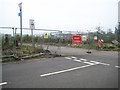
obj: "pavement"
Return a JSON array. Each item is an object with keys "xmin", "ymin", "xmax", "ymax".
[{"xmin": 0, "ymin": 46, "xmax": 119, "ymax": 88}]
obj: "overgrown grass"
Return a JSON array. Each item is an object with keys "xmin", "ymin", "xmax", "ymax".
[
  {"xmin": 2, "ymin": 45, "xmax": 44, "ymax": 62},
  {"xmin": 102, "ymin": 43, "xmax": 120, "ymax": 51},
  {"xmin": 16, "ymin": 45, "xmax": 43, "ymax": 55},
  {"xmin": 71, "ymin": 43, "xmax": 120, "ymax": 51}
]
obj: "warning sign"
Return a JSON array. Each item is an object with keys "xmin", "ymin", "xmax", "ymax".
[
  {"xmin": 98, "ymin": 39, "xmax": 102, "ymax": 48},
  {"xmin": 44, "ymin": 33, "xmax": 48, "ymax": 38},
  {"xmin": 72, "ymin": 35, "xmax": 82, "ymax": 45},
  {"xmin": 82, "ymin": 35, "xmax": 87, "ymax": 41}
]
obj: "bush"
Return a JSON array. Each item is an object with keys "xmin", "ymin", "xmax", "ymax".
[{"xmin": 103, "ymin": 43, "xmax": 117, "ymax": 51}]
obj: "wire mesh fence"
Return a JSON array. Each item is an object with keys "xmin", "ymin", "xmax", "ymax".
[
  {"xmin": 0, "ymin": 27, "xmax": 118, "ymax": 62},
  {"xmin": 0, "ymin": 27, "xmax": 64, "ymax": 61}
]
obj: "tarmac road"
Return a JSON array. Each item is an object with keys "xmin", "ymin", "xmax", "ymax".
[{"xmin": 1, "ymin": 46, "xmax": 119, "ymax": 88}]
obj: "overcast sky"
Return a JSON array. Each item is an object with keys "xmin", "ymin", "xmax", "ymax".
[{"xmin": 0, "ymin": 0, "xmax": 119, "ymax": 34}]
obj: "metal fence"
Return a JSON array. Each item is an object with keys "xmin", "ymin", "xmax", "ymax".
[
  {"xmin": 0, "ymin": 27, "xmax": 64, "ymax": 61},
  {"xmin": 19, "ymin": 28, "xmax": 63, "ymax": 55},
  {"xmin": 1, "ymin": 26, "xmax": 116, "ymax": 61}
]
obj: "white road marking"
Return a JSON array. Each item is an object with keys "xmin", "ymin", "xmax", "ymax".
[
  {"xmin": 71, "ymin": 56, "xmax": 77, "ymax": 59},
  {"xmin": 90, "ymin": 61, "xmax": 100, "ymax": 64},
  {"xmin": 99, "ymin": 62, "xmax": 110, "ymax": 66},
  {"xmin": 80, "ymin": 58, "xmax": 87, "ymax": 62},
  {"xmin": 115, "ymin": 66, "xmax": 120, "ymax": 68},
  {"xmin": 40, "ymin": 64, "xmax": 97, "ymax": 77},
  {"xmin": 74, "ymin": 59, "xmax": 82, "ymax": 62},
  {"xmin": 83, "ymin": 62, "xmax": 95, "ymax": 65},
  {"xmin": 65, "ymin": 57, "xmax": 72, "ymax": 60},
  {"xmin": 0, "ymin": 82, "xmax": 7, "ymax": 86},
  {"xmin": 65, "ymin": 56, "xmax": 111, "ymax": 67}
]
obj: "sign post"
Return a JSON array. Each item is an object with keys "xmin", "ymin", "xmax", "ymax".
[
  {"xmin": 18, "ymin": 2, "xmax": 22, "ymax": 47},
  {"xmin": 29, "ymin": 19, "xmax": 35, "ymax": 48},
  {"xmin": 44, "ymin": 33, "xmax": 49, "ymax": 50}
]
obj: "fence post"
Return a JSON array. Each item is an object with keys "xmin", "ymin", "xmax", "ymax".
[
  {"xmin": 31, "ymin": 29, "xmax": 35, "ymax": 52},
  {"xmin": 12, "ymin": 28, "xmax": 15, "ymax": 56}
]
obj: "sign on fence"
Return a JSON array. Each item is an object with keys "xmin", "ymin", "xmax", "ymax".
[
  {"xmin": 44, "ymin": 33, "xmax": 48, "ymax": 38},
  {"xmin": 72, "ymin": 35, "xmax": 82, "ymax": 45},
  {"xmin": 82, "ymin": 35, "xmax": 87, "ymax": 41}
]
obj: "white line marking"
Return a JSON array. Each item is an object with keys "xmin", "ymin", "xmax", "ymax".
[
  {"xmin": 80, "ymin": 58, "xmax": 87, "ymax": 62},
  {"xmin": 40, "ymin": 64, "xmax": 96, "ymax": 77},
  {"xmin": 74, "ymin": 59, "xmax": 82, "ymax": 62},
  {"xmin": 67, "ymin": 56, "xmax": 110, "ymax": 66},
  {"xmin": 0, "ymin": 82, "xmax": 7, "ymax": 86},
  {"xmin": 90, "ymin": 61, "xmax": 100, "ymax": 64},
  {"xmin": 65, "ymin": 57, "xmax": 71, "ymax": 60},
  {"xmin": 83, "ymin": 62, "xmax": 95, "ymax": 65},
  {"xmin": 74, "ymin": 59, "xmax": 95, "ymax": 65},
  {"xmin": 71, "ymin": 56, "xmax": 77, "ymax": 59},
  {"xmin": 99, "ymin": 63, "xmax": 110, "ymax": 66},
  {"xmin": 115, "ymin": 66, "xmax": 120, "ymax": 68}
]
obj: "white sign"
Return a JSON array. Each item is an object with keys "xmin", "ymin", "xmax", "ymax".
[
  {"xmin": 94, "ymin": 36, "xmax": 97, "ymax": 40},
  {"xmin": 29, "ymin": 19, "xmax": 35, "ymax": 30},
  {"xmin": 82, "ymin": 35, "xmax": 87, "ymax": 41},
  {"xmin": 101, "ymin": 39, "xmax": 104, "ymax": 42}
]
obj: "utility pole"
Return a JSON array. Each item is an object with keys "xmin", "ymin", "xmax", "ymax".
[{"xmin": 18, "ymin": 2, "xmax": 22, "ymax": 47}]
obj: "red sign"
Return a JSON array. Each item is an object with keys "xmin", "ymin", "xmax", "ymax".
[
  {"xmin": 18, "ymin": 2, "xmax": 22, "ymax": 9},
  {"xmin": 98, "ymin": 39, "xmax": 102, "ymax": 48},
  {"xmin": 72, "ymin": 35, "xmax": 82, "ymax": 45}
]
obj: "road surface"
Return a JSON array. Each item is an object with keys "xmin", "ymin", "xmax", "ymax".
[{"xmin": 1, "ymin": 46, "xmax": 119, "ymax": 88}]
